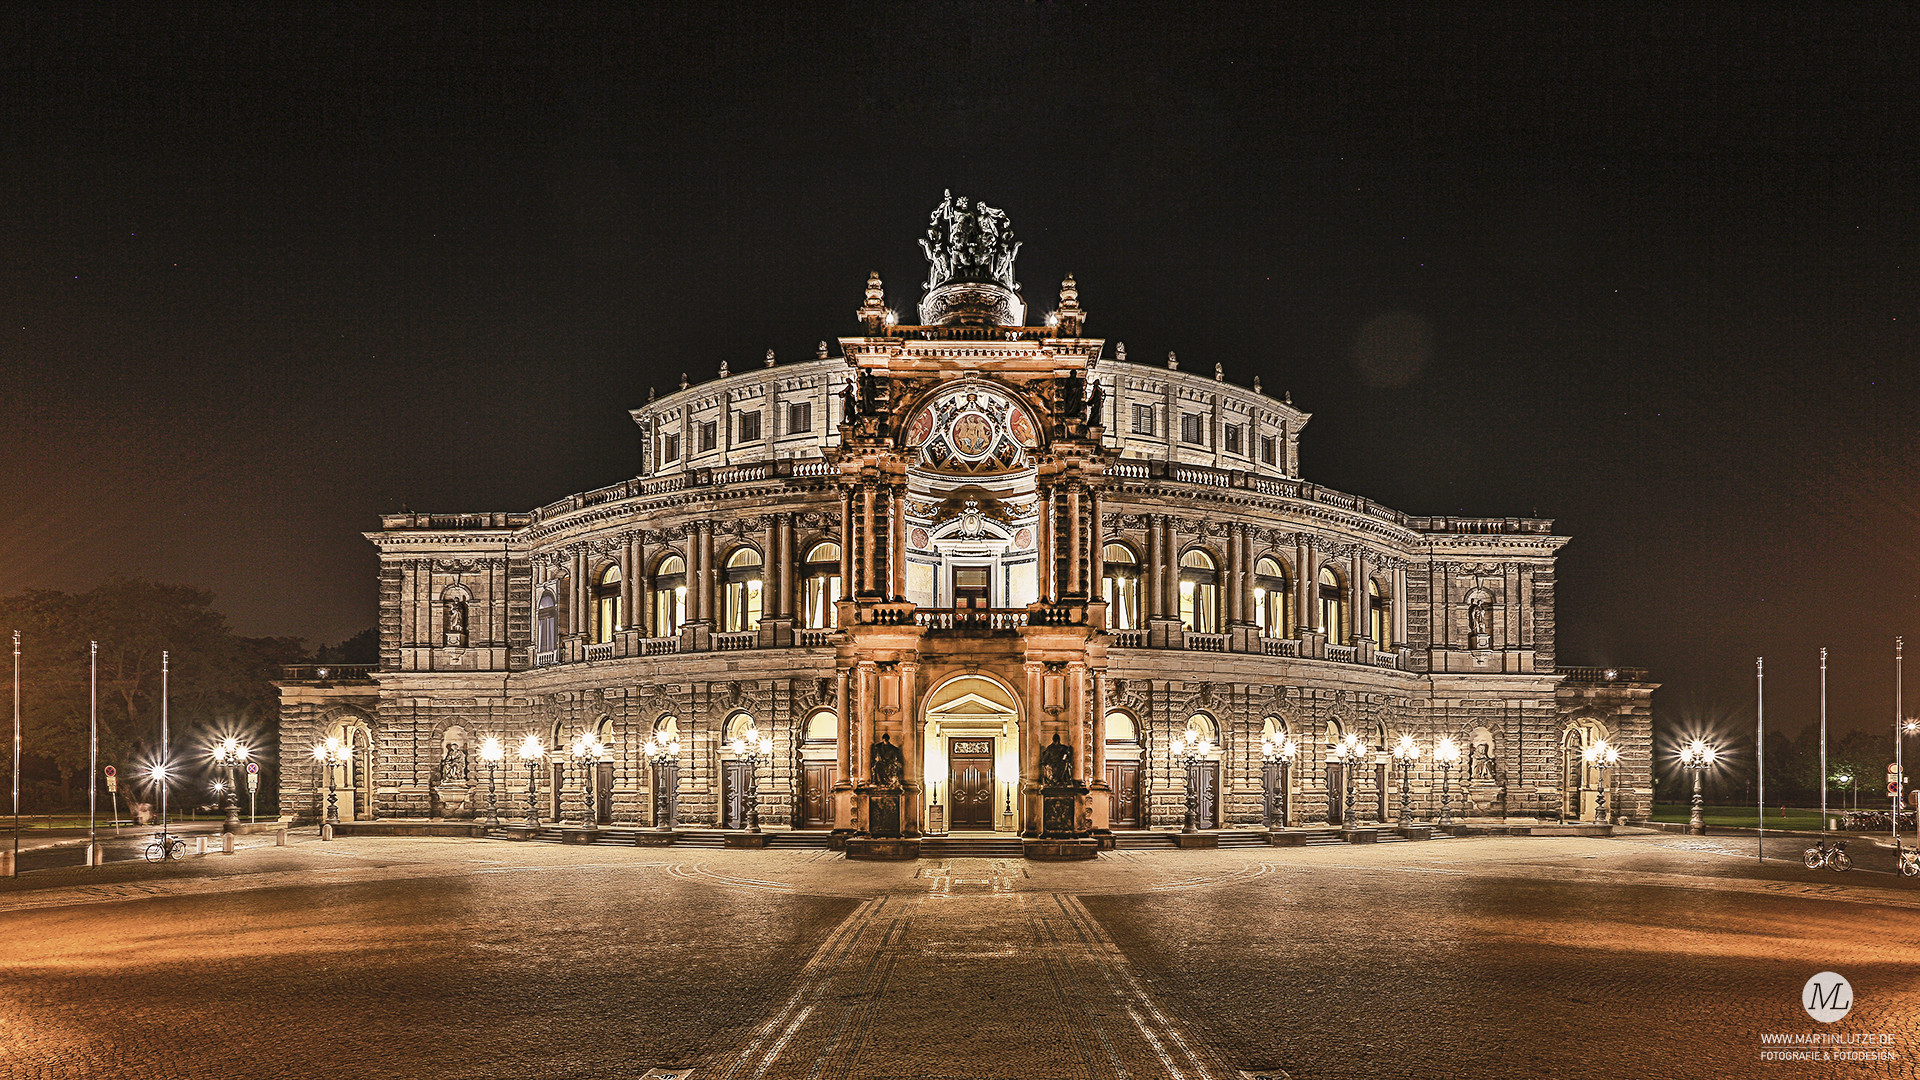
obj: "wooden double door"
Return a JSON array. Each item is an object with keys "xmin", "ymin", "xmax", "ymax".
[
  {"xmin": 948, "ymin": 738, "xmax": 996, "ymax": 830},
  {"xmin": 1106, "ymin": 762, "xmax": 1142, "ymax": 828},
  {"xmin": 796, "ymin": 761, "xmax": 834, "ymax": 828}
]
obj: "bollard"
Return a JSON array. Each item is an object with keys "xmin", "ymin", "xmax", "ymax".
[
  {"xmin": 276, "ymin": 827, "xmax": 288, "ymax": 847},
  {"xmin": 0, "ymin": 849, "xmax": 13, "ymax": 877},
  {"xmin": 222, "ymin": 833, "xmax": 235, "ymax": 855},
  {"xmin": 86, "ymin": 843, "xmax": 103, "ymax": 867},
  {"xmin": 194, "ymin": 835, "xmax": 208, "ymax": 856}
]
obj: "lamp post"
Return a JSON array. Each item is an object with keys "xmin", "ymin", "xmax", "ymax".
[
  {"xmin": 518, "ymin": 734, "xmax": 544, "ymax": 828},
  {"xmin": 1434, "ymin": 736, "xmax": 1460, "ymax": 828},
  {"xmin": 1678, "ymin": 738, "xmax": 1717, "ymax": 835},
  {"xmin": 730, "ymin": 724, "xmax": 773, "ymax": 832},
  {"xmin": 643, "ymin": 730, "xmax": 682, "ymax": 830},
  {"xmin": 212, "ymin": 736, "xmax": 248, "ymax": 834},
  {"xmin": 1391, "ymin": 734, "xmax": 1420, "ymax": 828},
  {"xmin": 311, "ymin": 735, "xmax": 351, "ymax": 840},
  {"xmin": 569, "ymin": 731, "xmax": 610, "ymax": 828},
  {"xmin": 1260, "ymin": 736, "xmax": 1297, "ymax": 828},
  {"xmin": 1333, "ymin": 733, "xmax": 1369, "ymax": 829},
  {"xmin": 1584, "ymin": 738, "xmax": 1619, "ymax": 825},
  {"xmin": 1176, "ymin": 728, "xmax": 1213, "ymax": 833},
  {"xmin": 478, "ymin": 736, "xmax": 504, "ymax": 829}
]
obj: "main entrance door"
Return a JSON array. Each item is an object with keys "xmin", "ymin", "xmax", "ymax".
[
  {"xmin": 1106, "ymin": 762, "xmax": 1141, "ymax": 827},
  {"xmin": 1326, "ymin": 762, "xmax": 1344, "ymax": 825},
  {"xmin": 948, "ymin": 738, "xmax": 995, "ymax": 830},
  {"xmin": 723, "ymin": 759, "xmax": 751, "ymax": 829},
  {"xmin": 798, "ymin": 762, "xmax": 834, "ymax": 828}
]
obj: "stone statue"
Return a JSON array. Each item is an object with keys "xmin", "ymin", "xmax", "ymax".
[
  {"xmin": 444, "ymin": 600, "xmax": 468, "ymax": 648},
  {"xmin": 1468, "ymin": 596, "xmax": 1491, "ymax": 638},
  {"xmin": 1468, "ymin": 728, "xmax": 1496, "ymax": 781},
  {"xmin": 840, "ymin": 380, "xmax": 859, "ymax": 420},
  {"xmin": 437, "ymin": 741, "xmax": 468, "ymax": 783},
  {"xmin": 870, "ymin": 734, "xmax": 905, "ymax": 787},
  {"xmin": 1085, "ymin": 380, "xmax": 1105, "ymax": 426},
  {"xmin": 1039, "ymin": 734, "xmax": 1074, "ymax": 785},
  {"xmin": 919, "ymin": 190, "xmax": 1021, "ymax": 291}
]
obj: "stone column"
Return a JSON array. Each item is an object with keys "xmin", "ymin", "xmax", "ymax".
[
  {"xmin": 890, "ymin": 486, "xmax": 906, "ymax": 600},
  {"xmin": 861, "ymin": 483, "xmax": 877, "ymax": 596},
  {"xmin": 572, "ymin": 551, "xmax": 589, "ymax": 637},
  {"xmin": 839, "ymin": 491, "xmax": 853, "ymax": 595},
  {"xmin": 762, "ymin": 518, "xmax": 779, "ymax": 616},
  {"xmin": 1067, "ymin": 483, "xmax": 1083, "ymax": 597},
  {"xmin": 1089, "ymin": 489, "xmax": 1105, "ymax": 597},
  {"xmin": 1225, "ymin": 525, "xmax": 1243, "ymax": 625},
  {"xmin": 778, "ymin": 515, "xmax": 795, "ymax": 619},
  {"xmin": 1353, "ymin": 549, "xmax": 1367, "ymax": 647},
  {"xmin": 1023, "ymin": 661, "xmax": 1044, "ymax": 835},
  {"xmin": 899, "ymin": 660, "xmax": 921, "ymax": 834},
  {"xmin": 1144, "ymin": 515, "xmax": 1162, "ymax": 620},
  {"xmin": 636, "ymin": 536, "xmax": 653, "ymax": 638},
  {"xmin": 1392, "ymin": 564, "xmax": 1408, "ymax": 649},
  {"xmin": 1039, "ymin": 483, "xmax": 1055, "ymax": 602}
]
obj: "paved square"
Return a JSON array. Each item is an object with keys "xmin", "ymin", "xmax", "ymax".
[{"xmin": 1, "ymin": 832, "xmax": 1915, "ymax": 1078}]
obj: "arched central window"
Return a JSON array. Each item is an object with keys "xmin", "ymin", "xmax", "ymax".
[
  {"xmin": 1253, "ymin": 556, "xmax": 1291, "ymax": 637},
  {"xmin": 1318, "ymin": 566, "xmax": 1347, "ymax": 642},
  {"xmin": 651, "ymin": 556, "xmax": 687, "ymax": 638},
  {"xmin": 591, "ymin": 564, "xmax": 622, "ymax": 644},
  {"xmin": 1179, "ymin": 549, "xmax": 1222, "ymax": 634},
  {"xmin": 1368, "ymin": 578, "xmax": 1391, "ymax": 649},
  {"xmin": 801, "ymin": 542, "xmax": 842, "ymax": 629},
  {"xmin": 1102, "ymin": 542, "xmax": 1141, "ymax": 630},
  {"xmin": 721, "ymin": 548, "xmax": 763, "ymax": 632},
  {"xmin": 536, "ymin": 590, "xmax": 557, "ymax": 654}
]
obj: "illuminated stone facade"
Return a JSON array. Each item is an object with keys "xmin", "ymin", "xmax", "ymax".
[{"xmin": 277, "ymin": 195, "xmax": 1654, "ymax": 838}]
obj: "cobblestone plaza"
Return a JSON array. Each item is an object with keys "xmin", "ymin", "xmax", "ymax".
[{"xmin": 3, "ymin": 833, "xmax": 1916, "ymax": 1079}]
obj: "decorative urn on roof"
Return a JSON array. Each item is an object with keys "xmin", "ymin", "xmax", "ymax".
[{"xmin": 916, "ymin": 190, "xmax": 1027, "ymax": 327}]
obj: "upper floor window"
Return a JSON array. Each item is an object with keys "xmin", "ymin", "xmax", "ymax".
[
  {"xmin": 1180, "ymin": 413, "xmax": 1206, "ymax": 446},
  {"xmin": 1179, "ymin": 549, "xmax": 1222, "ymax": 634},
  {"xmin": 1318, "ymin": 566, "xmax": 1347, "ymax": 643},
  {"xmin": 721, "ymin": 548, "xmax": 764, "ymax": 632},
  {"xmin": 1131, "ymin": 404, "xmax": 1155, "ymax": 436},
  {"xmin": 1102, "ymin": 542, "xmax": 1141, "ymax": 631},
  {"xmin": 1369, "ymin": 578, "xmax": 1391, "ymax": 650},
  {"xmin": 536, "ymin": 591, "xmax": 557, "ymax": 654},
  {"xmin": 1254, "ymin": 556, "xmax": 1291, "ymax": 636},
  {"xmin": 788, "ymin": 401, "xmax": 813, "ymax": 435},
  {"xmin": 591, "ymin": 565, "xmax": 622, "ymax": 644},
  {"xmin": 1260, "ymin": 435, "xmax": 1277, "ymax": 466},
  {"xmin": 1223, "ymin": 423, "xmax": 1243, "ymax": 455},
  {"xmin": 651, "ymin": 556, "xmax": 687, "ymax": 638},
  {"xmin": 801, "ymin": 542, "xmax": 842, "ymax": 629},
  {"xmin": 662, "ymin": 433, "xmax": 681, "ymax": 463},
  {"xmin": 739, "ymin": 410, "xmax": 762, "ymax": 443},
  {"xmin": 699, "ymin": 421, "xmax": 718, "ymax": 453}
]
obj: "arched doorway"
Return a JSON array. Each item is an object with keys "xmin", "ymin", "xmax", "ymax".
[
  {"xmin": 922, "ymin": 673, "xmax": 1022, "ymax": 834},
  {"xmin": 321, "ymin": 713, "xmax": 374, "ymax": 822},
  {"xmin": 1104, "ymin": 711, "xmax": 1143, "ymax": 827},
  {"xmin": 1562, "ymin": 718, "xmax": 1610, "ymax": 821}
]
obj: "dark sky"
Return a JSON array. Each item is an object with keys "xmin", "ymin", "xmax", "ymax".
[{"xmin": 3, "ymin": 6, "xmax": 1916, "ymax": 742}]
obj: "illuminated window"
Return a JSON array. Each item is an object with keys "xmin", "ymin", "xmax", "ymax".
[
  {"xmin": 788, "ymin": 401, "xmax": 812, "ymax": 435},
  {"xmin": 1101, "ymin": 542, "xmax": 1141, "ymax": 631},
  {"xmin": 651, "ymin": 556, "xmax": 687, "ymax": 637},
  {"xmin": 1254, "ymin": 556, "xmax": 1291, "ymax": 636},
  {"xmin": 1179, "ymin": 549, "xmax": 1221, "ymax": 633},
  {"xmin": 801, "ymin": 542, "xmax": 842, "ymax": 629},
  {"xmin": 1318, "ymin": 566, "xmax": 1346, "ymax": 643},
  {"xmin": 739, "ymin": 410, "xmax": 761, "ymax": 443},
  {"xmin": 721, "ymin": 548, "xmax": 764, "ymax": 632},
  {"xmin": 591, "ymin": 564, "xmax": 622, "ymax": 644}
]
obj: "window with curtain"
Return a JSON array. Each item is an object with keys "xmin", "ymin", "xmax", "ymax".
[
  {"xmin": 1318, "ymin": 566, "xmax": 1346, "ymax": 642},
  {"xmin": 801, "ymin": 542, "xmax": 842, "ymax": 628},
  {"xmin": 1253, "ymin": 556, "xmax": 1290, "ymax": 636},
  {"xmin": 1369, "ymin": 578, "xmax": 1391, "ymax": 649},
  {"xmin": 721, "ymin": 548, "xmax": 764, "ymax": 632},
  {"xmin": 591, "ymin": 564, "xmax": 622, "ymax": 644},
  {"xmin": 1101, "ymin": 542, "xmax": 1141, "ymax": 630},
  {"xmin": 1179, "ymin": 549, "xmax": 1221, "ymax": 633},
  {"xmin": 651, "ymin": 556, "xmax": 687, "ymax": 637}
]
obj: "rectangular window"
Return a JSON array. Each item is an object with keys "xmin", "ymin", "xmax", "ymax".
[
  {"xmin": 662, "ymin": 433, "xmax": 681, "ymax": 462},
  {"xmin": 1223, "ymin": 424, "xmax": 1242, "ymax": 455},
  {"xmin": 739, "ymin": 410, "xmax": 762, "ymax": 443},
  {"xmin": 699, "ymin": 420, "xmax": 718, "ymax": 453},
  {"xmin": 788, "ymin": 401, "xmax": 812, "ymax": 434},
  {"xmin": 1260, "ymin": 435, "xmax": 1277, "ymax": 466},
  {"xmin": 1131, "ymin": 404, "xmax": 1154, "ymax": 435},
  {"xmin": 1180, "ymin": 413, "xmax": 1206, "ymax": 446}
]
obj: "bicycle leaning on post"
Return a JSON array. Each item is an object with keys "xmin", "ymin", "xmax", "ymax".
[
  {"xmin": 1804, "ymin": 838, "xmax": 1853, "ymax": 872},
  {"xmin": 143, "ymin": 832, "xmax": 186, "ymax": 863},
  {"xmin": 1897, "ymin": 842, "xmax": 1919, "ymax": 879}
]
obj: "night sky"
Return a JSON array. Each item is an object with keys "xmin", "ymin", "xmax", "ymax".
[{"xmin": 3, "ymin": 7, "xmax": 1916, "ymax": 742}]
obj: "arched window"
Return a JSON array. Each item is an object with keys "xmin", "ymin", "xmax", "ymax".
[
  {"xmin": 721, "ymin": 548, "xmax": 763, "ymax": 632},
  {"xmin": 803, "ymin": 710, "xmax": 838, "ymax": 743},
  {"xmin": 591, "ymin": 564, "xmax": 622, "ymax": 644},
  {"xmin": 1184, "ymin": 713, "xmax": 1219, "ymax": 746},
  {"xmin": 1105, "ymin": 711, "xmax": 1139, "ymax": 744},
  {"xmin": 1368, "ymin": 578, "xmax": 1391, "ymax": 649},
  {"xmin": 801, "ymin": 542, "xmax": 842, "ymax": 629},
  {"xmin": 1253, "ymin": 556, "xmax": 1291, "ymax": 637},
  {"xmin": 1102, "ymin": 542, "xmax": 1141, "ymax": 630},
  {"xmin": 1318, "ymin": 566, "xmax": 1346, "ymax": 642},
  {"xmin": 1179, "ymin": 549, "xmax": 1221, "ymax": 634},
  {"xmin": 651, "ymin": 556, "xmax": 687, "ymax": 638},
  {"xmin": 536, "ymin": 590, "xmax": 557, "ymax": 654}
]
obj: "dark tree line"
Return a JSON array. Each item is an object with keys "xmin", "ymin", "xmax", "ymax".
[{"xmin": 0, "ymin": 578, "xmax": 364, "ymax": 816}]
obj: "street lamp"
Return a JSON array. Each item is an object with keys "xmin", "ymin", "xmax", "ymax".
[
  {"xmin": 1584, "ymin": 738, "xmax": 1619, "ymax": 825},
  {"xmin": 730, "ymin": 723, "xmax": 773, "ymax": 833},
  {"xmin": 478, "ymin": 736, "xmax": 504, "ymax": 829},
  {"xmin": 643, "ymin": 729, "xmax": 682, "ymax": 830},
  {"xmin": 1434, "ymin": 736, "xmax": 1460, "ymax": 828},
  {"xmin": 311, "ymin": 735, "xmax": 351, "ymax": 840},
  {"xmin": 1260, "ymin": 736, "xmax": 1297, "ymax": 828},
  {"xmin": 518, "ymin": 734, "xmax": 545, "ymax": 828},
  {"xmin": 1332, "ymin": 733, "xmax": 1369, "ymax": 829},
  {"xmin": 1391, "ymin": 734, "xmax": 1420, "ymax": 827},
  {"xmin": 212, "ymin": 736, "xmax": 248, "ymax": 834},
  {"xmin": 1833, "ymin": 770, "xmax": 1854, "ymax": 812},
  {"xmin": 569, "ymin": 731, "xmax": 610, "ymax": 828},
  {"xmin": 1176, "ymin": 728, "xmax": 1213, "ymax": 834},
  {"xmin": 1678, "ymin": 738, "xmax": 1717, "ymax": 835}
]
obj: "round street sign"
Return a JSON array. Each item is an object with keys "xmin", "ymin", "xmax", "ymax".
[
  {"xmin": 246, "ymin": 761, "xmax": 260, "ymax": 774},
  {"xmin": 103, "ymin": 765, "xmax": 115, "ymax": 777}
]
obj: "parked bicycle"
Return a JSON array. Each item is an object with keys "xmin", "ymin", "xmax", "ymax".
[
  {"xmin": 1899, "ymin": 844, "xmax": 1920, "ymax": 879},
  {"xmin": 1804, "ymin": 839, "xmax": 1853, "ymax": 872},
  {"xmin": 143, "ymin": 832, "xmax": 186, "ymax": 863}
]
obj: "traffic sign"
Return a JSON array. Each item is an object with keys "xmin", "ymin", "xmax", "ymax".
[
  {"xmin": 1892, "ymin": 782, "xmax": 1901, "ymax": 796},
  {"xmin": 246, "ymin": 761, "xmax": 260, "ymax": 774},
  {"xmin": 103, "ymin": 765, "xmax": 115, "ymax": 777}
]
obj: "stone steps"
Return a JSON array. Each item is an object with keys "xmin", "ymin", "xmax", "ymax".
[
  {"xmin": 1215, "ymin": 830, "xmax": 1270, "ymax": 849},
  {"xmin": 1112, "ymin": 830, "xmax": 1179, "ymax": 850},
  {"xmin": 921, "ymin": 836, "xmax": 1024, "ymax": 858},
  {"xmin": 765, "ymin": 831, "xmax": 832, "ymax": 849}
]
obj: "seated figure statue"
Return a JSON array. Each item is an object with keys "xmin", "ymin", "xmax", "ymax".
[
  {"xmin": 1038, "ymin": 734, "xmax": 1074, "ymax": 786},
  {"xmin": 870, "ymin": 734, "xmax": 905, "ymax": 787}
]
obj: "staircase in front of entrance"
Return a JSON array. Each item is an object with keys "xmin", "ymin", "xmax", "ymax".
[{"xmin": 920, "ymin": 834, "xmax": 1025, "ymax": 858}]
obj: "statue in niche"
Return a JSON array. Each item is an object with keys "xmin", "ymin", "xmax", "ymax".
[
  {"xmin": 840, "ymin": 380, "xmax": 859, "ymax": 420},
  {"xmin": 1085, "ymin": 380, "xmax": 1105, "ymax": 427},
  {"xmin": 444, "ymin": 599, "xmax": 468, "ymax": 648},
  {"xmin": 1467, "ymin": 727, "xmax": 1498, "ymax": 782},
  {"xmin": 870, "ymin": 734, "xmax": 905, "ymax": 787},
  {"xmin": 436, "ymin": 739, "xmax": 469, "ymax": 783},
  {"xmin": 1039, "ymin": 734, "xmax": 1074, "ymax": 786},
  {"xmin": 1467, "ymin": 596, "xmax": 1491, "ymax": 639}
]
